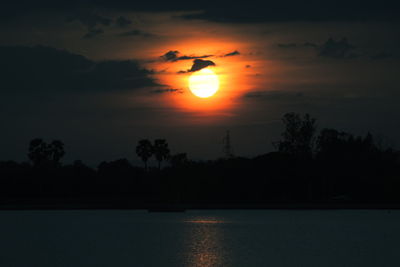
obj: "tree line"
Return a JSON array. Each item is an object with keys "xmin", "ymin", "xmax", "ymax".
[
  {"xmin": 0, "ymin": 112, "xmax": 399, "ymax": 207},
  {"xmin": 26, "ymin": 137, "xmax": 187, "ymax": 171}
]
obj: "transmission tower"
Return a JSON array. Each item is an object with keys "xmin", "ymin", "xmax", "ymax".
[{"xmin": 222, "ymin": 130, "xmax": 234, "ymax": 158}]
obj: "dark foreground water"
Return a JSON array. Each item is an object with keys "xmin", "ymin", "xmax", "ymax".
[{"xmin": 0, "ymin": 210, "xmax": 398, "ymax": 267}]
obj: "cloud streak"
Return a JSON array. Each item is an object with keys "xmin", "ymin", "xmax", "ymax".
[
  {"xmin": 67, "ymin": 10, "xmax": 112, "ymax": 29},
  {"xmin": 118, "ymin": 29, "xmax": 153, "ymax": 37},
  {"xmin": 115, "ymin": 16, "xmax": 132, "ymax": 28},
  {"xmin": 318, "ymin": 38, "xmax": 358, "ymax": 59},
  {"xmin": 244, "ymin": 90, "xmax": 304, "ymax": 100},
  {"xmin": 151, "ymin": 88, "xmax": 184, "ymax": 94},
  {"xmin": 277, "ymin": 38, "xmax": 358, "ymax": 59},
  {"xmin": 161, "ymin": 51, "xmax": 213, "ymax": 62},
  {"xmin": 222, "ymin": 50, "xmax": 240, "ymax": 57},
  {"xmin": 83, "ymin": 28, "xmax": 104, "ymax": 39}
]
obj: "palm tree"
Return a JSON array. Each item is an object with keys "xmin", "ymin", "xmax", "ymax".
[
  {"xmin": 28, "ymin": 138, "xmax": 65, "ymax": 167},
  {"xmin": 153, "ymin": 139, "xmax": 170, "ymax": 170},
  {"xmin": 136, "ymin": 139, "xmax": 153, "ymax": 170},
  {"xmin": 28, "ymin": 138, "xmax": 47, "ymax": 167},
  {"xmin": 49, "ymin": 140, "xmax": 65, "ymax": 165}
]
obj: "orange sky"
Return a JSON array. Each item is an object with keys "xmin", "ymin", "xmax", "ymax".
[{"xmin": 141, "ymin": 37, "xmax": 269, "ymax": 122}]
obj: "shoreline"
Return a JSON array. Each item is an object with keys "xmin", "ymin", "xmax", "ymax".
[{"xmin": 1, "ymin": 198, "xmax": 400, "ymax": 210}]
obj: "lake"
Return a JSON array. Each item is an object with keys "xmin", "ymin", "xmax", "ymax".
[{"xmin": 0, "ymin": 210, "xmax": 398, "ymax": 266}]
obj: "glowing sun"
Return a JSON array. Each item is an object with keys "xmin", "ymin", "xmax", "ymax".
[{"xmin": 188, "ymin": 68, "xmax": 219, "ymax": 98}]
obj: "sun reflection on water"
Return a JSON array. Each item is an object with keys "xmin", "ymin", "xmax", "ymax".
[
  {"xmin": 181, "ymin": 216, "xmax": 230, "ymax": 267},
  {"xmin": 184, "ymin": 218, "xmax": 227, "ymax": 225}
]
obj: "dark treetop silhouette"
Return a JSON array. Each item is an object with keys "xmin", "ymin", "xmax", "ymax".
[
  {"xmin": 0, "ymin": 113, "xmax": 399, "ymax": 209},
  {"xmin": 136, "ymin": 139, "xmax": 153, "ymax": 170},
  {"xmin": 276, "ymin": 112, "xmax": 317, "ymax": 157},
  {"xmin": 28, "ymin": 139, "xmax": 65, "ymax": 168},
  {"xmin": 153, "ymin": 139, "xmax": 170, "ymax": 170}
]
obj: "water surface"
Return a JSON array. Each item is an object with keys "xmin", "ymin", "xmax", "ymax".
[{"xmin": 0, "ymin": 210, "xmax": 398, "ymax": 266}]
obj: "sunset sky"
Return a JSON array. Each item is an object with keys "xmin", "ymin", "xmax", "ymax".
[{"xmin": 1, "ymin": 0, "xmax": 399, "ymax": 164}]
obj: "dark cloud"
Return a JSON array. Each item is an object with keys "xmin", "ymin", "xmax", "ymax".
[
  {"xmin": 83, "ymin": 28, "xmax": 104, "ymax": 39},
  {"xmin": 277, "ymin": 43, "xmax": 298, "ymax": 48},
  {"xmin": 304, "ymin": 42, "xmax": 318, "ymax": 48},
  {"xmin": 66, "ymin": 12, "xmax": 141, "ymax": 39},
  {"xmin": 176, "ymin": 59, "xmax": 216, "ymax": 73},
  {"xmin": 245, "ymin": 90, "xmax": 304, "ymax": 100},
  {"xmin": 179, "ymin": 1, "xmax": 399, "ymax": 23},
  {"xmin": 245, "ymin": 65, "xmax": 251, "ymax": 68},
  {"xmin": 162, "ymin": 50, "xmax": 179, "ymax": 61},
  {"xmin": 277, "ymin": 38, "xmax": 358, "ymax": 59},
  {"xmin": 118, "ymin": 29, "xmax": 152, "ymax": 37},
  {"xmin": 66, "ymin": 10, "xmax": 112, "ymax": 29},
  {"xmin": 151, "ymin": 88, "xmax": 183, "ymax": 94},
  {"xmin": 189, "ymin": 59, "xmax": 216, "ymax": 72},
  {"xmin": 0, "ymin": 45, "xmax": 157, "ymax": 92},
  {"xmin": 223, "ymin": 50, "xmax": 240, "ymax": 57},
  {"xmin": 277, "ymin": 42, "xmax": 318, "ymax": 49},
  {"xmin": 177, "ymin": 55, "xmax": 213, "ymax": 61},
  {"xmin": 115, "ymin": 16, "xmax": 132, "ymax": 28},
  {"xmin": 1, "ymin": 1, "xmax": 399, "ymax": 24},
  {"xmin": 318, "ymin": 38, "xmax": 358, "ymax": 59},
  {"xmin": 161, "ymin": 51, "xmax": 213, "ymax": 62},
  {"xmin": 370, "ymin": 52, "xmax": 393, "ymax": 60},
  {"xmin": 66, "ymin": 10, "xmax": 112, "ymax": 38}
]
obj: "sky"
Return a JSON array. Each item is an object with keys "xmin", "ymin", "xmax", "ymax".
[{"xmin": 1, "ymin": 0, "xmax": 399, "ymax": 165}]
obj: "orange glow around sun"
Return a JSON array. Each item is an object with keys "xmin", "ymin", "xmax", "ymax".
[{"xmin": 144, "ymin": 38, "xmax": 257, "ymax": 119}]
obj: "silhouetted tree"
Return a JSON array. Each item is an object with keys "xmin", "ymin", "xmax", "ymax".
[
  {"xmin": 154, "ymin": 139, "xmax": 170, "ymax": 169},
  {"xmin": 49, "ymin": 140, "xmax": 65, "ymax": 163},
  {"xmin": 277, "ymin": 112, "xmax": 317, "ymax": 157},
  {"xmin": 317, "ymin": 129, "xmax": 378, "ymax": 159},
  {"xmin": 136, "ymin": 139, "xmax": 153, "ymax": 170},
  {"xmin": 317, "ymin": 129, "xmax": 347, "ymax": 157},
  {"xmin": 28, "ymin": 138, "xmax": 65, "ymax": 167},
  {"xmin": 28, "ymin": 138, "xmax": 48, "ymax": 166}
]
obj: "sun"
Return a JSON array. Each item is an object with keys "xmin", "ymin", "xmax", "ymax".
[{"xmin": 188, "ymin": 68, "xmax": 219, "ymax": 98}]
